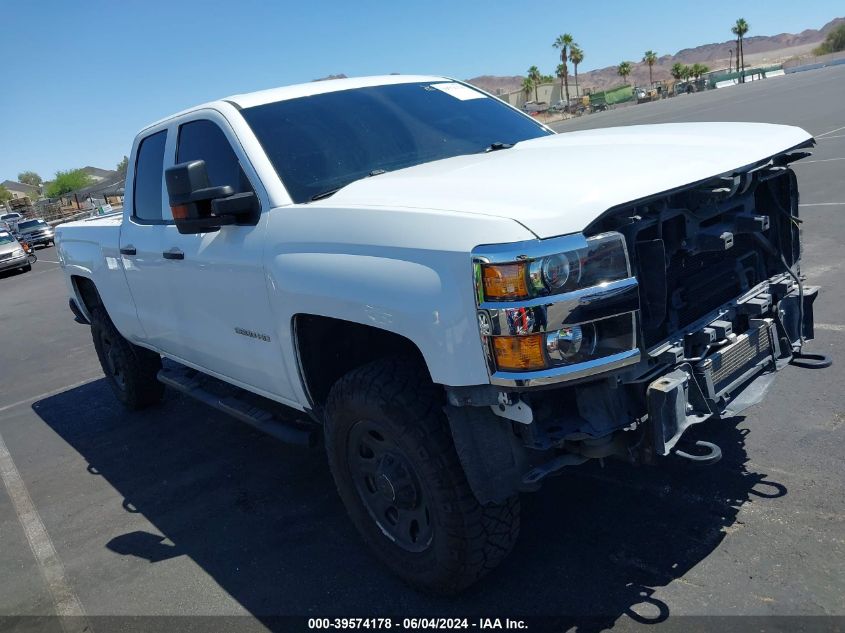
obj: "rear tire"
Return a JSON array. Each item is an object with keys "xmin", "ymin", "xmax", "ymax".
[
  {"xmin": 324, "ymin": 358, "xmax": 520, "ymax": 594},
  {"xmin": 90, "ymin": 306, "xmax": 164, "ymax": 409}
]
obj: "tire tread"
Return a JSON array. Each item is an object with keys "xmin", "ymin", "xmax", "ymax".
[{"xmin": 325, "ymin": 357, "xmax": 519, "ymax": 594}]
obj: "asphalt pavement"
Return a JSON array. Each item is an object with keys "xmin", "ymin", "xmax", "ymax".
[{"xmin": 1, "ymin": 65, "xmax": 844, "ymax": 631}]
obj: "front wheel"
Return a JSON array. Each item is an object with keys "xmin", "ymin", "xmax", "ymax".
[{"xmin": 324, "ymin": 358, "xmax": 520, "ymax": 594}]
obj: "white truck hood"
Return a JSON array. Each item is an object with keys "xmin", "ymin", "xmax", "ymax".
[{"xmin": 325, "ymin": 122, "xmax": 813, "ymax": 239}]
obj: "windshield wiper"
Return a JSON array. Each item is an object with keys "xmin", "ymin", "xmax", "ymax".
[
  {"xmin": 484, "ymin": 142, "xmax": 514, "ymax": 153},
  {"xmin": 310, "ymin": 169, "xmax": 389, "ymax": 202}
]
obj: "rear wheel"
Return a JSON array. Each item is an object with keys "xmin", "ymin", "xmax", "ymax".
[
  {"xmin": 324, "ymin": 358, "xmax": 520, "ymax": 594},
  {"xmin": 90, "ymin": 306, "xmax": 164, "ymax": 409}
]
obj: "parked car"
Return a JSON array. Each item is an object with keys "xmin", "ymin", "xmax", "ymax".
[
  {"xmin": 0, "ymin": 228, "xmax": 31, "ymax": 273},
  {"xmin": 522, "ymin": 100, "xmax": 548, "ymax": 114},
  {"xmin": 0, "ymin": 212, "xmax": 23, "ymax": 232},
  {"xmin": 56, "ymin": 75, "xmax": 824, "ymax": 593},
  {"xmin": 15, "ymin": 218, "xmax": 54, "ymax": 247}
]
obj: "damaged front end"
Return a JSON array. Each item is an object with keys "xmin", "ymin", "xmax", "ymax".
[{"xmin": 450, "ymin": 143, "xmax": 828, "ymax": 504}]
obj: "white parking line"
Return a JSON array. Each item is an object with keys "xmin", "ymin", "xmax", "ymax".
[
  {"xmin": 38, "ymin": 259, "xmax": 61, "ymax": 264},
  {"xmin": 818, "ymin": 134, "xmax": 845, "ymax": 140},
  {"xmin": 799, "ymin": 203, "xmax": 845, "ymax": 207},
  {"xmin": 0, "ymin": 376, "xmax": 101, "ymax": 415},
  {"xmin": 816, "ymin": 125, "xmax": 845, "ymax": 137},
  {"xmin": 799, "ymin": 157, "xmax": 845, "ymax": 164},
  {"xmin": 0, "ymin": 431, "xmax": 90, "ymax": 632},
  {"xmin": 815, "ymin": 323, "xmax": 845, "ymax": 332}
]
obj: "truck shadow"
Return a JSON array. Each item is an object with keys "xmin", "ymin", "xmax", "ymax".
[{"xmin": 32, "ymin": 379, "xmax": 785, "ymax": 629}]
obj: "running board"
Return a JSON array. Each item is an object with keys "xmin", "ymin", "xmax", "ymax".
[{"xmin": 157, "ymin": 362, "xmax": 319, "ymax": 447}]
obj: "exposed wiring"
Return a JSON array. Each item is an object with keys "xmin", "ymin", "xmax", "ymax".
[{"xmin": 769, "ymin": 187, "xmax": 805, "ymax": 351}]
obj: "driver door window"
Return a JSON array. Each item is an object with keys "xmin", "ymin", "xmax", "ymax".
[{"xmin": 176, "ymin": 119, "xmax": 254, "ymax": 194}]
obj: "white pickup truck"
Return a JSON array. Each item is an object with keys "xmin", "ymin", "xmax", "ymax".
[{"xmin": 57, "ymin": 75, "xmax": 825, "ymax": 593}]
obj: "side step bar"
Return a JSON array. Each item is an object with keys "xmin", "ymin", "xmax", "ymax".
[{"xmin": 157, "ymin": 363, "xmax": 319, "ymax": 447}]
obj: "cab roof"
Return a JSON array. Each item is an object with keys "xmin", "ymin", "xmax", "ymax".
[{"xmin": 141, "ymin": 74, "xmax": 451, "ymax": 133}]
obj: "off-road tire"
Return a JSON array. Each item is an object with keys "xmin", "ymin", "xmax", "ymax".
[
  {"xmin": 90, "ymin": 306, "xmax": 164, "ymax": 410},
  {"xmin": 324, "ymin": 358, "xmax": 520, "ymax": 594}
]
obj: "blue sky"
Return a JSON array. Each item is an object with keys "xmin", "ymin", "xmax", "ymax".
[{"xmin": 1, "ymin": 0, "xmax": 840, "ymax": 181}]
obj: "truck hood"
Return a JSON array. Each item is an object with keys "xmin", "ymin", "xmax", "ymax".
[{"xmin": 324, "ymin": 122, "xmax": 813, "ymax": 239}]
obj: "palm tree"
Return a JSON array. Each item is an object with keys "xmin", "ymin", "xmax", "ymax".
[
  {"xmin": 690, "ymin": 63, "xmax": 709, "ymax": 81},
  {"xmin": 732, "ymin": 18, "xmax": 750, "ymax": 82},
  {"xmin": 553, "ymin": 34, "xmax": 574, "ymax": 103},
  {"xmin": 569, "ymin": 45, "xmax": 584, "ymax": 97},
  {"xmin": 680, "ymin": 65, "xmax": 691, "ymax": 81},
  {"xmin": 522, "ymin": 77, "xmax": 534, "ymax": 102},
  {"xmin": 555, "ymin": 63, "xmax": 566, "ymax": 102},
  {"xmin": 670, "ymin": 62, "xmax": 685, "ymax": 81},
  {"xmin": 690, "ymin": 63, "xmax": 701, "ymax": 80},
  {"xmin": 643, "ymin": 50, "xmax": 658, "ymax": 85},
  {"xmin": 527, "ymin": 65, "xmax": 541, "ymax": 101},
  {"xmin": 617, "ymin": 61, "xmax": 632, "ymax": 84}
]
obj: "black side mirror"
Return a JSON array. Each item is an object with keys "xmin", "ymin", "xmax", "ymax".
[{"xmin": 165, "ymin": 160, "xmax": 258, "ymax": 234}]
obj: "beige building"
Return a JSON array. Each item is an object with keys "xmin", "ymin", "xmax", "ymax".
[{"xmin": 1, "ymin": 180, "xmax": 38, "ymax": 201}]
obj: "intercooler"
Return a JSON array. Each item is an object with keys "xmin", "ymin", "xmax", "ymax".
[{"xmin": 694, "ymin": 319, "xmax": 774, "ymax": 400}]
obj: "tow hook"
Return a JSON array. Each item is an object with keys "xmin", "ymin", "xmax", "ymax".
[
  {"xmin": 790, "ymin": 351, "xmax": 832, "ymax": 369},
  {"xmin": 673, "ymin": 440, "xmax": 722, "ymax": 465}
]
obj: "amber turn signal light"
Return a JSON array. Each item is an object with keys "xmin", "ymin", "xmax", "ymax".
[
  {"xmin": 492, "ymin": 334, "xmax": 546, "ymax": 371},
  {"xmin": 171, "ymin": 204, "xmax": 189, "ymax": 220},
  {"xmin": 481, "ymin": 263, "xmax": 529, "ymax": 300}
]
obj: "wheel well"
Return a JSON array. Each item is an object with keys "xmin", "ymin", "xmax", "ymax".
[
  {"xmin": 71, "ymin": 276, "xmax": 102, "ymax": 313},
  {"xmin": 294, "ymin": 314, "xmax": 429, "ymax": 407}
]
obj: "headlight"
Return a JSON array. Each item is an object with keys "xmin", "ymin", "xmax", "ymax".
[
  {"xmin": 12, "ymin": 248, "xmax": 24, "ymax": 257},
  {"xmin": 479, "ymin": 232, "xmax": 629, "ymax": 302},
  {"xmin": 490, "ymin": 313, "xmax": 636, "ymax": 372},
  {"xmin": 544, "ymin": 314, "xmax": 635, "ymax": 366}
]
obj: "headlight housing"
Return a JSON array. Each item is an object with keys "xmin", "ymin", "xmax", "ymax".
[
  {"xmin": 479, "ymin": 232, "xmax": 630, "ymax": 302},
  {"xmin": 12, "ymin": 248, "xmax": 24, "ymax": 258},
  {"xmin": 473, "ymin": 231, "xmax": 640, "ymax": 382}
]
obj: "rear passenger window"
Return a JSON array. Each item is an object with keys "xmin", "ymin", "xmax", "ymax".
[
  {"xmin": 133, "ymin": 131, "xmax": 167, "ymax": 221},
  {"xmin": 177, "ymin": 120, "xmax": 253, "ymax": 193}
]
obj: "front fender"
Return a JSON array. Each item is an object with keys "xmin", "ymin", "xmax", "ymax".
[{"xmin": 264, "ymin": 204, "xmax": 536, "ymax": 388}]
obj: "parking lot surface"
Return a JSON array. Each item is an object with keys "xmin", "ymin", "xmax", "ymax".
[{"xmin": 1, "ymin": 65, "xmax": 844, "ymax": 630}]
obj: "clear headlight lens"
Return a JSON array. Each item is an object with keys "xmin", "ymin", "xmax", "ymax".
[
  {"xmin": 12, "ymin": 248, "xmax": 24, "ymax": 257},
  {"xmin": 543, "ymin": 313, "xmax": 635, "ymax": 367},
  {"xmin": 480, "ymin": 232, "xmax": 629, "ymax": 301}
]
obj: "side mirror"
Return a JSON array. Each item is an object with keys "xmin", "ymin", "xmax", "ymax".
[{"xmin": 165, "ymin": 160, "xmax": 258, "ymax": 234}]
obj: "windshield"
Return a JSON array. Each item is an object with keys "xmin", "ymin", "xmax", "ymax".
[
  {"xmin": 242, "ymin": 81, "xmax": 552, "ymax": 203},
  {"xmin": 0, "ymin": 232, "xmax": 16, "ymax": 245},
  {"xmin": 1, "ymin": 213, "xmax": 21, "ymax": 221},
  {"xmin": 18, "ymin": 219, "xmax": 47, "ymax": 230}
]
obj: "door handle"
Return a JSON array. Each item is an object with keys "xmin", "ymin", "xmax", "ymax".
[
  {"xmin": 119, "ymin": 245, "xmax": 137, "ymax": 256},
  {"xmin": 162, "ymin": 249, "xmax": 184, "ymax": 260}
]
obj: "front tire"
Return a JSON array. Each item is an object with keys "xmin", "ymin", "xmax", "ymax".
[
  {"xmin": 90, "ymin": 306, "xmax": 164, "ymax": 409},
  {"xmin": 324, "ymin": 358, "xmax": 520, "ymax": 594}
]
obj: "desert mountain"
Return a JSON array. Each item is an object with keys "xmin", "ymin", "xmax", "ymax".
[{"xmin": 467, "ymin": 17, "xmax": 844, "ymax": 94}]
